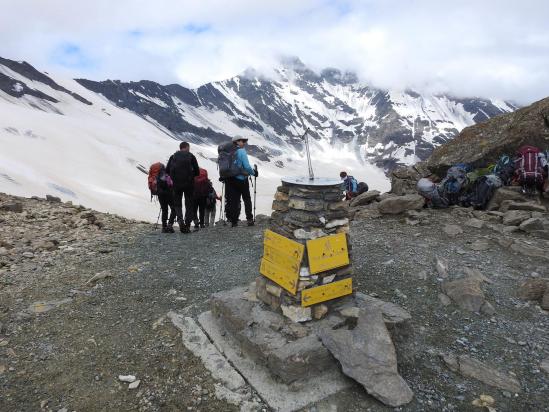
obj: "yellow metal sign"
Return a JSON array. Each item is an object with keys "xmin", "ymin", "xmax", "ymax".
[
  {"xmin": 306, "ymin": 232, "xmax": 349, "ymax": 274},
  {"xmin": 260, "ymin": 230, "xmax": 304, "ymax": 295},
  {"xmin": 301, "ymin": 278, "xmax": 353, "ymax": 307}
]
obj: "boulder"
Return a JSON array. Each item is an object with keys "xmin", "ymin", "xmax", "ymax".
[
  {"xmin": 442, "ymin": 277, "xmax": 485, "ymax": 312},
  {"xmin": 0, "ymin": 202, "xmax": 23, "ymax": 213},
  {"xmin": 353, "ymin": 208, "xmax": 382, "ymax": 220},
  {"xmin": 465, "ymin": 218, "xmax": 485, "ymax": 229},
  {"xmin": 502, "ymin": 210, "xmax": 531, "ymax": 226},
  {"xmin": 518, "ymin": 278, "xmax": 547, "ymax": 301},
  {"xmin": 442, "ymin": 353, "xmax": 521, "ymax": 393},
  {"xmin": 45, "ymin": 195, "xmax": 61, "ymax": 202},
  {"xmin": 486, "ymin": 188, "xmax": 526, "ymax": 211},
  {"xmin": 319, "ymin": 309, "xmax": 414, "ymax": 407},
  {"xmin": 541, "ymin": 289, "xmax": 549, "ymax": 310},
  {"xmin": 443, "ymin": 224, "xmax": 463, "ymax": 237},
  {"xmin": 425, "ymin": 96, "xmax": 549, "ymax": 175},
  {"xmin": 500, "ymin": 201, "xmax": 546, "ymax": 213},
  {"xmin": 377, "ymin": 194, "xmax": 425, "ymax": 215},
  {"xmin": 519, "ymin": 217, "xmax": 544, "ymax": 233},
  {"xmin": 350, "ymin": 190, "xmax": 380, "ymax": 207}
]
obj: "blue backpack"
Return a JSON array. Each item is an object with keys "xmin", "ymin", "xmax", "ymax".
[{"xmin": 440, "ymin": 165, "xmax": 469, "ymax": 205}]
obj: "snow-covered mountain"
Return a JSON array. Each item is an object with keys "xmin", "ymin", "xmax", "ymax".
[{"xmin": 0, "ymin": 56, "xmax": 516, "ymax": 221}]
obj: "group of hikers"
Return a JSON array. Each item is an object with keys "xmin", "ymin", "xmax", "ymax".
[
  {"xmin": 417, "ymin": 145, "xmax": 549, "ymax": 210},
  {"xmin": 148, "ymin": 136, "xmax": 258, "ymax": 233}
]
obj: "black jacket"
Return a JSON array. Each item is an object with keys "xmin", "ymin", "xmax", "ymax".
[{"xmin": 166, "ymin": 151, "xmax": 199, "ymax": 188}]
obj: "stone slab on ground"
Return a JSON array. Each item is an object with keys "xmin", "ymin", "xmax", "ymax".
[{"xmin": 198, "ymin": 311, "xmax": 353, "ymax": 412}]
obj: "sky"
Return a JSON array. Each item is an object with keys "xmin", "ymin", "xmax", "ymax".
[{"xmin": 1, "ymin": 0, "xmax": 548, "ymax": 104}]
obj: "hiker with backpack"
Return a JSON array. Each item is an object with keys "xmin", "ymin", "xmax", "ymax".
[
  {"xmin": 192, "ymin": 168, "xmax": 210, "ymax": 230},
  {"xmin": 166, "ymin": 142, "xmax": 199, "ymax": 233},
  {"xmin": 148, "ymin": 162, "xmax": 176, "ymax": 233},
  {"xmin": 204, "ymin": 181, "xmax": 221, "ymax": 227},
  {"xmin": 218, "ymin": 136, "xmax": 257, "ymax": 227},
  {"xmin": 340, "ymin": 171, "xmax": 359, "ymax": 200}
]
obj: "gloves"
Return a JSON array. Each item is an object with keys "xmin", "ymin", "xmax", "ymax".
[{"xmin": 253, "ymin": 165, "xmax": 259, "ymax": 177}]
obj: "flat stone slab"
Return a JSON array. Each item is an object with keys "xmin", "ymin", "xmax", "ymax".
[{"xmin": 198, "ymin": 310, "xmax": 353, "ymax": 412}]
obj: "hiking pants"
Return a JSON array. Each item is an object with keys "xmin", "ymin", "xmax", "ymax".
[
  {"xmin": 225, "ymin": 177, "xmax": 252, "ymax": 224},
  {"xmin": 205, "ymin": 205, "xmax": 216, "ymax": 226},
  {"xmin": 158, "ymin": 192, "xmax": 176, "ymax": 227},
  {"xmin": 193, "ymin": 197, "xmax": 207, "ymax": 226},
  {"xmin": 173, "ymin": 185, "xmax": 194, "ymax": 226}
]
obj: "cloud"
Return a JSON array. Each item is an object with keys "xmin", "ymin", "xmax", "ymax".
[{"xmin": 0, "ymin": 0, "xmax": 548, "ymax": 104}]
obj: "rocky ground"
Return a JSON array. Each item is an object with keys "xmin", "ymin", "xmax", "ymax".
[{"xmin": 1, "ymin": 192, "xmax": 548, "ymax": 411}]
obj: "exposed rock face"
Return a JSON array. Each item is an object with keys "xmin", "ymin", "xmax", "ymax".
[
  {"xmin": 319, "ymin": 309, "xmax": 414, "ymax": 407},
  {"xmin": 426, "ymin": 97, "xmax": 549, "ymax": 175}
]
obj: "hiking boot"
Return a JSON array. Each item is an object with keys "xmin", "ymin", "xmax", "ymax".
[
  {"xmin": 231, "ymin": 221, "xmax": 238, "ymax": 227},
  {"xmin": 205, "ymin": 223, "xmax": 210, "ymax": 227},
  {"xmin": 193, "ymin": 225, "xmax": 200, "ymax": 232},
  {"xmin": 167, "ymin": 225, "xmax": 175, "ymax": 233},
  {"xmin": 161, "ymin": 226, "xmax": 169, "ymax": 233},
  {"xmin": 200, "ymin": 223, "xmax": 205, "ymax": 229},
  {"xmin": 247, "ymin": 219, "xmax": 255, "ymax": 226},
  {"xmin": 180, "ymin": 223, "xmax": 190, "ymax": 233}
]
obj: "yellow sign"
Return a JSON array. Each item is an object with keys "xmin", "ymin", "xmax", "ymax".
[
  {"xmin": 306, "ymin": 232, "xmax": 349, "ymax": 274},
  {"xmin": 260, "ymin": 230, "xmax": 304, "ymax": 295},
  {"xmin": 301, "ymin": 278, "xmax": 353, "ymax": 307}
]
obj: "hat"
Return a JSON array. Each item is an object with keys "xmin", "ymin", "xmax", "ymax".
[{"xmin": 232, "ymin": 135, "xmax": 248, "ymax": 143}]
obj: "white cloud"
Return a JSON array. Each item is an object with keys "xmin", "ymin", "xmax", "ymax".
[{"xmin": 1, "ymin": 0, "xmax": 548, "ymax": 104}]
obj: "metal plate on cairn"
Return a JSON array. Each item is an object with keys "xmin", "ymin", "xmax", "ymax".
[{"xmin": 281, "ymin": 176, "xmax": 342, "ymax": 187}]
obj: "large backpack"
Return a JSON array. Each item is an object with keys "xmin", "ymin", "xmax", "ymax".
[
  {"xmin": 493, "ymin": 154, "xmax": 515, "ymax": 185},
  {"xmin": 169, "ymin": 151, "xmax": 195, "ymax": 187},
  {"xmin": 194, "ymin": 168, "xmax": 210, "ymax": 198},
  {"xmin": 205, "ymin": 184, "xmax": 217, "ymax": 208},
  {"xmin": 357, "ymin": 181, "xmax": 369, "ymax": 195},
  {"xmin": 218, "ymin": 142, "xmax": 243, "ymax": 179},
  {"xmin": 461, "ymin": 174, "xmax": 502, "ymax": 210},
  {"xmin": 515, "ymin": 145, "xmax": 544, "ymax": 193},
  {"xmin": 440, "ymin": 165, "xmax": 469, "ymax": 205},
  {"xmin": 148, "ymin": 162, "xmax": 163, "ymax": 198}
]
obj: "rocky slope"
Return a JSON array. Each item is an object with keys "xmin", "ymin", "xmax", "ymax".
[{"xmin": 1, "ymin": 192, "xmax": 548, "ymax": 411}]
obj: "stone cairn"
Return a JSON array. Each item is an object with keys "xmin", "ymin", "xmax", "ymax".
[{"xmin": 256, "ymin": 178, "xmax": 353, "ymax": 322}]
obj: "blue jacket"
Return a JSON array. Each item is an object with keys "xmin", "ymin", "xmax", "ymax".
[
  {"xmin": 343, "ymin": 176, "xmax": 358, "ymax": 193},
  {"xmin": 234, "ymin": 148, "xmax": 255, "ymax": 180}
]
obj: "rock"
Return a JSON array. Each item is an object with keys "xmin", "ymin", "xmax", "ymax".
[
  {"xmin": 541, "ymin": 359, "xmax": 549, "ymax": 374},
  {"xmin": 353, "ymin": 293, "xmax": 412, "ymax": 324},
  {"xmin": 319, "ymin": 309, "xmax": 413, "ymax": 407},
  {"xmin": 265, "ymin": 283, "xmax": 283, "ymax": 297},
  {"xmin": 486, "ymin": 188, "xmax": 526, "ymax": 211},
  {"xmin": 312, "ymin": 304, "xmax": 328, "ymax": 320},
  {"xmin": 45, "ymin": 195, "xmax": 61, "ymax": 202},
  {"xmin": 22, "ymin": 251, "xmax": 34, "ymax": 258},
  {"xmin": 293, "ymin": 228, "xmax": 327, "ymax": 240},
  {"xmin": 518, "ymin": 217, "xmax": 544, "ymax": 233},
  {"xmin": 281, "ymin": 305, "xmax": 312, "ymax": 323},
  {"xmin": 119, "ymin": 374, "xmax": 137, "ymax": 383},
  {"xmin": 353, "ymin": 208, "xmax": 382, "ymax": 220},
  {"xmin": 465, "ymin": 218, "xmax": 485, "ymax": 229},
  {"xmin": 274, "ymin": 191, "xmax": 289, "ymax": 202},
  {"xmin": 443, "ymin": 224, "xmax": 463, "ymax": 237},
  {"xmin": 128, "ymin": 379, "xmax": 141, "ymax": 389},
  {"xmin": 442, "ymin": 277, "xmax": 485, "ymax": 312},
  {"xmin": 509, "ymin": 240, "xmax": 549, "ymax": 259},
  {"xmin": 435, "ymin": 257, "xmax": 449, "ymax": 278},
  {"xmin": 325, "ymin": 218, "xmax": 349, "ymax": 229},
  {"xmin": 442, "ymin": 353, "xmax": 521, "ymax": 393},
  {"xmin": 377, "ymin": 194, "xmax": 425, "ymax": 215},
  {"xmin": 502, "ymin": 210, "xmax": 531, "ymax": 226},
  {"xmin": 542, "ymin": 289, "xmax": 549, "ymax": 310},
  {"xmin": 502, "ymin": 201, "xmax": 546, "ymax": 213},
  {"xmin": 517, "ymin": 279, "xmax": 547, "ymax": 301},
  {"xmin": 350, "ymin": 190, "xmax": 380, "ymax": 207},
  {"xmin": 469, "ymin": 239, "xmax": 490, "ymax": 251},
  {"xmin": 0, "ymin": 202, "xmax": 23, "ymax": 213},
  {"xmin": 480, "ymin": 301, "xmax": 496, "ymax": 315},
  {"xmin": 84, "ymin": 271, "xmax": 114, "ymax": 285},
  {"xmin": 438, "ymin": 293, "xmax": 452, "ymax": 306}
]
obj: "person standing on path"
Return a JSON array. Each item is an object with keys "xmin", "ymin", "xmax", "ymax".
[
  {"xmin": 166, "ymin": 142, "xmax": 199, "ymax": 233},
  {"xmin": 204, "ymin": 180, "xmax": 221, "ymax": 227},
  {"xmin": 192, "ymin": 168, "xmax": 210, "ymax": 230},
  {"xmin": 225, "ymin": 136, "xmax": 257, "ymax": 227}
]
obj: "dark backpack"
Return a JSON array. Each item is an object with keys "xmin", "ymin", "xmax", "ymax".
[
  {"xmin": 357, "ymin": 182, "xmax": 369, "ymax": 195},
  {"xmin": 440, "ymin": 165, "xmax": 469, "ymax": 205},
  {"xmin": 515, "ymin": 145, "xmax": 544, "ymax": 193},
  {"xmin": 218, "ymin": 142, "xmax": 243, "ymax": 179},
  {"xmin": 461, "ymin": 174, "xmax": 502, "ymax": 210},
  {"xmin": 493, "ymin": 154, "xmax": 515, "ymax": 185},
  {"xmin": 156, "ymin": 169, "xmax": 173, "ymax": 195},
  {"xmin": 169, "ymin": 151, "xmax": 194, "ymax": 187},
  {"xmin": 205, "ymin": 184, "xmax": 217, "ymax": 208}
]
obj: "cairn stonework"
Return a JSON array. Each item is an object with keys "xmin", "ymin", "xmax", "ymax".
[{"xmin": 256, "ymin": 178, "xmax": 353, "ymax": 322}]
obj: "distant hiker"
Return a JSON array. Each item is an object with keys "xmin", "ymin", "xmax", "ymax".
[
  {"xmin": 205, "ymin": 181, "xmax": 221, "ymax": 227},
  {"xmin": 148, "ymin": 162, "xmax": 176, "ymax": 232},
  {"xmin": 219, "ymin": 136, "xmax": 257, "ymax": 227},
  {"xmin": 417, "ymin": 178, "xmax": 449, "ymax": 208},
  {"xmin": 192, "ymin": 168, "xmax": 210, "ymax": 230},
  {"xmin": 340, "ymin": 171, "xmax": 358, "ymax": 199},
  {"xmin": 166, "ymin": 142, "xmax": 199, "ymax": 233}
]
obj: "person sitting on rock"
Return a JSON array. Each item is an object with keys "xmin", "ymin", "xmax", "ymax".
[
  {"xmin": 340, "ymin": 171, "xmax": 358, "ymax": 199},
  {"xmin": 417, "ymin": 178, "xmax": 449, "ymax": 208}
]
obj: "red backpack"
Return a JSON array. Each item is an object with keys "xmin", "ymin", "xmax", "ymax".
[
  {"xmin": 194, "ymin": 168, "xmax": 210, "ymax": 197},
  {"xmin": 148, "ymin": 162, "xmax": 163, "ymax": 198},
  {"xmin": 515, "ymin": 146, "xmax": 544, "ymax": 192}
]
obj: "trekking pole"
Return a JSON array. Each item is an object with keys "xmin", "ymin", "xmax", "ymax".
[
  {"xmin": 220, "ymin": 181, "xmax": 226, "ymax": 226},
  {"xmin": 253, "ymin": 164, "xmax": 258, "ymax": 222},
  {"xmin": 154, "ymin": 206, "xmax": 161, "ymax": 231}
]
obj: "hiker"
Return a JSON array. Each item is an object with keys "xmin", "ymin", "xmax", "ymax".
[
  {"xmin": 192, "ymin": 168, "xmax": 210, "ymax": 230},
  {"xmin": 417, "ymin": 178, "xmax": 449, "ymax": 208},
  {"xmin": 204, "ymin": 181, "xmax": 221, "ymax": 227},
  {"xmin": 148, "ymin": 162, "xmax": 176, "ymax": 233},
  {"xmin": 166, "ymin": 142, "xmax": 199, "ymax": 233},
  {"xmin": 223, "ymin": 136, "xmax": 257, "ymax": 227},
  {"xmin": 340, "ymin": 171, "xmax": 358, "ymax": 199}
]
